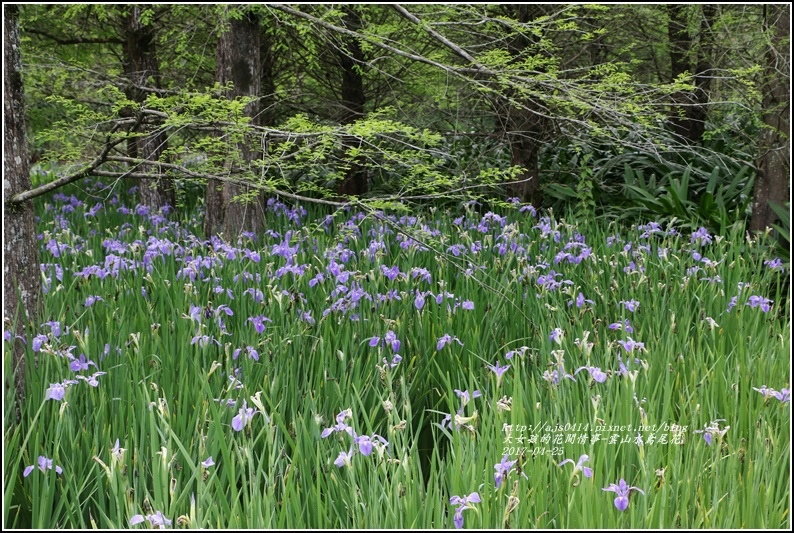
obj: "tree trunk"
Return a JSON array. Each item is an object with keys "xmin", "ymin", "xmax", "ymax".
[
  {"xmin": 667, "ymin": 4, "xmax": 692, "ymax": 142},
  {"xmin": 205, "ymin": 9, "xmax": 265, "ymax": 240},
  {"xmin": 667, "ymin": 5, "xmax": 716, "ymax": 145},
  {"xmin": 203, "ymin": 178, "xmax": 226, "ymax": 238},
  {"xmin": 337, "ymin": 6, "xmax": 368, "ymax": 197},
  {"xmin": 750, "ymin": 4, "xmax": 790, "ymax": 233},
  {"xmin": 501, "ymin": 4, "xmax": 551, "ymax": 205},
  {"xmin": 4, "ymin": 4, "xmax": 43, "ymax": 415},
  {"xmin": 260, "ymin": 19, "xmax": 277, "ymax": 127},
  {"xmin": 123, "ymin": 5, "xmax": 175, "ymax": 211},
  {"xmin": 689, "ymin": 5, "xmax": 717, "ymax": 144},
  {"xmin": 505, "ymin": 105, "xmax": 543, "ymax": 205}
]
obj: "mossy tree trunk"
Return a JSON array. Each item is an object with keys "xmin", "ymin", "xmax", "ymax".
[
  {"xmin": 4, "ymin": 4, "xmax": 43, "ymax": 416},
  {"xmin": 750, "ymin": 4, "xmax": 790, "ymax": 233},
  {"xmin": 205, "ymin": 8, "xmax": 265, "ymax": 240},
  {"xmin": 124, "ymin": 4, "xmax": 175, "ymax": 211}
]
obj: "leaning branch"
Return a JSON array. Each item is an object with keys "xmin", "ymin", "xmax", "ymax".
[
  {"xmin": 92, "ymin": 164, "xmax": 352, "ymax": 208},
  {"xmin": 391, "ymin": 4, "xmax": 487, "ymax": 70},
  {"xmin": 268, "ymin": 4, "xmax": 484, "ymax": 79},
  {"xmin": 267, "ymin": 4, "xmax": 674, "ymax": 150},
  {"xmin": 26, "ymin": 28, "xmax": 124, "ymax": 46},
  {"xmin": 5, "ymin": 120, "xmax": 132, "ymax": 206}
]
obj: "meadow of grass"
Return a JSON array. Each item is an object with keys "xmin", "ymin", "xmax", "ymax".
[{"xmin": 3, "ymin": 180, "xmax": 790, "ymax": 529}]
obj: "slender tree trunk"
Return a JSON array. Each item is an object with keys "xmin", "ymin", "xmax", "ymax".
[
  {"xmin": 203, "ymin": 178, "xmax": 226, "ymax": 239},
  {"xmin": 750, "ymin": 4, "xmax": 790, "ymax": 233},
  {"xmin": 501, "ymin": 100, "xmax": 544, "ymax": 205},
  {"xmin": 501, "ymin": 4, "xmax": 550, "ymax": 205},
  {"xmin": 260, "ymin": 19, "xmax": 277, "ymax": 127},
  {"xmin": 337, "ymin": 6, "xmax": 368, "ymax": 197},
  {"xmin": 689, "ymin": 5, "xmax": 717, "ymax": 144},
  {"xmin": 123, "ymin": 5, "xmax": 175, "ymax": 211},
  {"xmin": 667, "ymin": 4, "xmax": 692, "ymax": 142},
  {"xmin": 205, "ymin": 9, "xmax": 264, "ymax": 240},
  {"xmin": 667, "ymin": 5, "xmax": 716, "ymax": 145},
  {"xmin": 4, "ymin": 4, "xmax": 43, "ymax": 415}
]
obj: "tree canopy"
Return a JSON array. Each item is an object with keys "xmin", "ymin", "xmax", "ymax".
[{"xmin": 7, "ymin": 4, "xmax": 790, "ymax": 235}]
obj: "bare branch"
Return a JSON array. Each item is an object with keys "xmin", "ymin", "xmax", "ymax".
[
  {"xmin": 6, "ymin": 120, "xmax": 132, "ymax": 205},
  {"xmin": 92, "ymin": 164, "xmax": 352, "ymax": 208},
  {"xmin": 391, "ymin": 4, "xmax": 486, "ymax": 70},
  {"xmin": 26, "ymin": 28, "xmax": 124, "ymax": 46}
]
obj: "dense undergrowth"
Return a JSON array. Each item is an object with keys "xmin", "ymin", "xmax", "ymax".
[{"xmin": 3, "ymin": 179, "xmax": 790, "ymax": 529}]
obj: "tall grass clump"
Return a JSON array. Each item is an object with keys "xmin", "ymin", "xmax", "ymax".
[{"xmin": 3, "ymin": 180, "xmax": 790, "ymax": 529}]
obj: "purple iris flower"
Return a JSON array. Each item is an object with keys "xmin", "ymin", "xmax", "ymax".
[
  {"xmin": 32, "ymin": 334, "xmax": 48, "ymax": 352},
  {"xmin": 448, "ymin": 244, "xmax": 466, "ymax": 257},
  {"xmin": 213, "ymin": 305, "xmax": 233, "ymax": 318},
  {"xmin": 130, "ymin": 511, "xmax": 172, "ymax": 528},
  {"xmin": 111, "ymin": 439, "xmax": 125, "ymax": 462},
  {"xmin": 370, "ymin": 330, "xmax": 401, "ymax": 352},
  {"xmin": 188, "ymin": 305, "xmax": 203, "ymax": 323},
  {"xmin": 191, "ymin": 334, "xmax": 220, "ymax": 347},
  {"xmin": 694, "ymin": 419, "xmax": 730, "ymax": 445},
  {"xmin": 248, "ymin": 315, "xmax": 273, "ymax": 334},
  {"xmin": 243, "ymin": 249, "xmax": 261, "ymax": 263},
  {"xmin": 574, "ymin": 366, "xmax": 607, "ymax": 383},
  {"xmin": 382, "ymin": 354, "xmax": 402, "ymax": 369},
  {"xmin": 543, "ymin": 368, "xmax": 576, "ymax": 385},
  {"xmin": 299, "ymin": 310, "xmax": 315, "ymax": 325},
  {"xmin": 558, "ymin": 454, "xmax": 593, "ymax": 479},
  {"xmin": 334, "ymin": 447, "xmax": 355, "ymax": 468},
  {"xmin": 461, "ymin": 300, "xmax": 475, "ymax": 311},
  {"xmin": 505, "ymin": 346, "xmax": 529, "ymax": 360},
  {"xmin": 602, "ymin": 478, "xmax": 644, "ymax": 511},
  {"xmin": 231, "ymin": 400, "xmax": 256, "ymax": 432},
  {"xmin": 380, "ymin": 265, "xmax": 402, "ymax": 281},
  {"xmin": 354, "ymin": 434, "xmax": 388, "ymax": 456},
  {"xmin": 746, "ymin": 295, "xmax": 772, "ymax": 313},
  {"xmin": 608, "ymin": 319, "xmax": 634, "ymax": 333},
  {"xmin": 549, "ymin": 328, "xmax": 564, "ymax": 344},
  {"xmin": 77, "ymin": 371, "xmax": 107, "ymax": 387},
  {"xmin": 494, "ymin": 454, "xmax": 517, "ymax": 489},
  {"xmin": 619, "ymin": 299, "xmax": 640, "ymax": 312},
  {"xmin": 44, "ymin": 380, "xmax": 77, "ymax": 401},
  {"xmin": 201, "ymin": 457, "xmax": 215, "ymax": 468},
  {"xmin": 415, "ymin": 291, "xmax": 426, "ymax": 310},
  {"xmin": 450, "ymin": 492, "xmax": 481, "ymax": 529},
  {"xmin": 411, "ymin": 267, "xmax": 432, "ymax": 283},
  {"xmin": 69, "ymin": 353, "xmax": 97, "ymax": 372},
  {"xmin": 233, "ymin": 345, "xmax": 259, "ymax": 361},
  {"xmin": 454, "ymin": 389, "xmax": 481, "ymax": 407},
  {"xmin": 321, "ymin": 409, "xmax": 355, "ymax": 439},
  {"xmin": 440, "ymin": 389, "xmax": 481, "ymax": 432},
  {"xmin": 690, "ymin": 227, "xmax": 712, "ymax": 247},
  {"xmin": 487, "ymin": 361, "xmax": 511, "ymax": 387},
  {"xmin": 753, "ymin": 386, "xmax": 790, "ymax": 403},
  {"xmin": 618, "ymin": 337, "xmax": 645, "ymax": 353},
  {"xmin": 23, "ymin": 455, "xmax": 63, "ymax": 477},
  {"xmin": 437, "ymin": 334, "xmax": 463, "ymax": 351},
  {"xmin": 753, "ymin": 385, "xmax": 778, "ymax": 399},
  {"xmin": 519, "ymin": 204, "xmax": 537, "ymax": 217},
  {"xmin": 764, "ymin": 258, "xmax": 784, "ymax": 271},
  {"xmin": 85, "ymin": 295, "xmax": 103, "ymax": 307},
  {"xmin": 570, "ymin": 292, "xmax": 594, "ymax": 308},
  {"xmin": 43, "ymin": 321, "xmax": 62, "ymax": 338}
]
